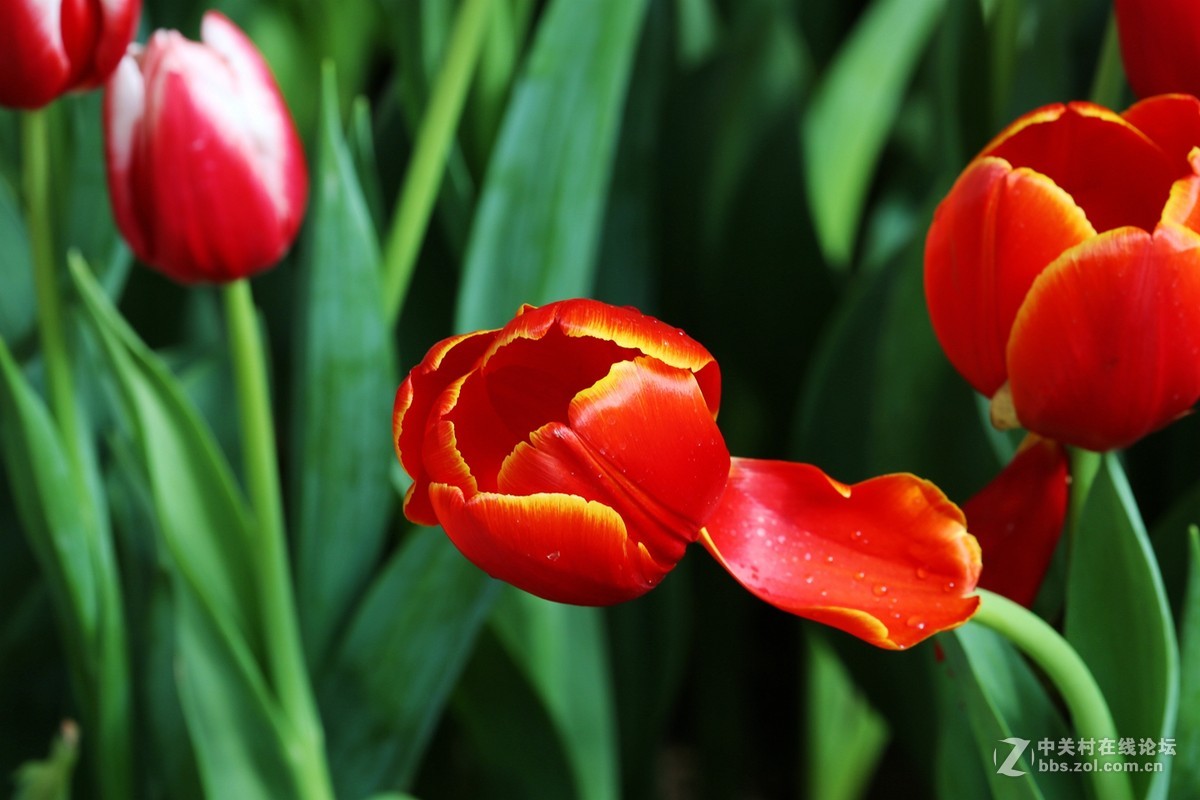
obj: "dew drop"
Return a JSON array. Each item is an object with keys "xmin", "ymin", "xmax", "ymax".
[
  {"xmin": 825, "ymin": 555, "xmax": 835, "ymax": 564},
  {"xmin": 805, "ymin": 575, "xmax": 815, "ymax": 585},
  {"xmin": 915, "ymin": 567, "xmax": 929, "ymax": 580},
  {"xmin": 803, "ymin": 552, "xmax": 813, "ymax": 562},
  {"xmin": 547, "ymin": 551, "xmax": 561, "ymax": 561},
  {"xmin": 944, "ymin": 580, "xmax": 957, "ymax": 592},
  {"xmin": 854, "ymin": 571, "xmax": 866, "ymax": 581},
  {"xmin": 851, "ymin": 529, "xmax": 864, "ymax": 541},
  {"xmin": 819, "ymin": 590, "xmax": 828, "ymax": 598},
  {"xmin": 906, "ymin": 616, "xmax": 927, "ymax": 631},
  {"xmin": 872, "ymin": 584, "xmax": 889, "ymax": 597}
]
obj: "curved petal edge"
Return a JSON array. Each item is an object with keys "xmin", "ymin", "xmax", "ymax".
[{"xmin": 700, "ymin": 458, "xmax": 981, "ymax": 650}]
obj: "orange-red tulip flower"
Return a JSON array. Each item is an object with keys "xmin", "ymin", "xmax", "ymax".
[
  {"xmin": 925, "ymin": 95, "xmax": 1200, "ymax": 451},
  {"xmin": 395, "ymin": 299, "xmax": 981, "ymax": 650},
  {"xmin": 1116, "ymin": 0, "xmax": 1200, "ymax": 99}
]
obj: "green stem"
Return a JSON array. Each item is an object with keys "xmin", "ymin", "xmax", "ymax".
[
  {"xmin": 223, "ymin": 280, "xmax": 334, "ymax": 800},
  {"xmin": 972, "ymin": 589, "xmax": 1133, "ymax": 800},
  {"xmin": 23, "ymin": 109, "xmax": 133, "ymax": 800},
  {"xmin": 382, "ymin": 0, "xmax": 495, "ymax": 325},
  {"xmin": 1067, "ymin": 447, "xmax": 1102, "ymax": 540}
]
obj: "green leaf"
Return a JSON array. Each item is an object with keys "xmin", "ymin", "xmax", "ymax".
[
  {"xmin": 454, "ymin": 0, "xmax": 649, "ymax": 330},
  {"xmin": 291, "ymin": 65, "xmax": 396, "ymax": 671},
  {"xmin": 12, "ymin": 722, "xmax": 79, "ymax": 800},
  {"xmin": 801, "ymin": 0, "xmax": 945, "ymax": 267},
  {"xmin": 491, "ymin": 591, "xmax": 619, "ymax": 800},
  {"xmin": 0, "ymin": 339, "xmax": 103, "ymax": 707},
  {"xmin": 0, "ymin": 174, "xmax": 35, "ymax": 344},
  {"xmin": 321, "ymin": 532, "xmax": 498, "ymax": 798},
  {"xmin": 70, "ymin": 259, "xmax": 260, "ymax": 650},
  {"xmin": 69, "ymin": 259, "xmax": 298, "ymax": 798},
  {"xmin": 1066, "ymin": 453, "xmax": 1179, "ymax": 800},
  {"xmin": 1171, "ymin": 527, "xmax": 1200, "ymax": 800},
  {"xmin": 805, "ymin": 634, "xmax": 889, "ymax": 800},
  {"xmin": 941, "ymin": 625, "xmax": 1081, "ymax": 800}
]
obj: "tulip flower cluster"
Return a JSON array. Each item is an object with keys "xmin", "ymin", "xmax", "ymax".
[
  {"xmin": 925, "ymin": 95, "xmax": 1200, "ymax": 452},
  {"xmin": 395, "ymin": 299, "xmax": 982, "ymax": 650},
  {"xmin": 0, "ymin": 2, "xmax": 307, "ymax": 284}
]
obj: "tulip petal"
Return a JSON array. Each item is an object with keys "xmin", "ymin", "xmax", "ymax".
[
  {"xmin": 962, "ymin": 437, "xmax": 1068, "ymax": 608},
  {"xmin": 1115, "ymin": 0, "xmax": 1200, "ymax": 99},
  {"xmin": 488, "ymin": 300, "xmax": 722, "ymax": 414},
  {"xmin": 394, "ymin": 329, "xmax": 497, "ymax": 525},
  {"xmin": 925, "ymin": 157, "xmax": 1095, "ymax": 396},
  {"xmin": 1122, "ymin": 94, "xmax": 1200, "ymax": 177},
  {"xmin": 0, "ymin": 0, "xmax": 71, "ymax": 108},
  {"xmin": 983, "ymin": 101, "xmax": 1177, "ymax": 233},
  {"xmin": 496, "ymin": 357, "xmax": 729, "ymax": 564},
  {"xmin": 430, "ymin": 483, "xmax": 673, "ymax": 605},
  {"xmin": 104, "ymin": 53, "xmax": 149, "ymax": 262},
  {"xmin": 700, "ymin": 458, "xmax": 981, "ymax": 650},
  {"xmin": 1008, "ymin": 225, "xmax": 1200, "ymax": 450}
]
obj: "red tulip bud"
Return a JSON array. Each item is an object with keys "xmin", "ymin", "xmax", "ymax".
[
  {"xmin": 0, "ymin": 0, "xmax": 141, "ymax": 109},
  {"xmin": 103, "ymin": 11, "xmax": 308, "ymax": 284}
]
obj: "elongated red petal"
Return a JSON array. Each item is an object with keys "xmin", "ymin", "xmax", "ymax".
[
  {"xmin": 1007, "ymin": 225, "xmax": 1200, "ymax": 450},
  {"xmin": 700, "ymin": 458, "xmax": 981, "ymax": 650},
  {"xmin": 497, "ymin": 357, "xmax": 729, "ymax": 564},
  {"xmin": 982, "ymin": 101, "xmax": 1177, "ymax": 233},
  {"xmin": 962, "ymin": 437, "xmax": 1068, "ymax": 607},
  {"xmin": 394, "ymin": 330, "xmax": 497, "ymax": 524},
  {"xmin": 1122, "ymin": 94, "xmax": 1200, "ymax": 177},
  {"xmin": 430, "ymin": 483, "xmax": 673, "ymax": 605},
  {"xmin": 925, "ymin": 157, "xmax": 1095, "ymax": 396}
]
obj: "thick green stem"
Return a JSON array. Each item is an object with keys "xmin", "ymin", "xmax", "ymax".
[
  {"xmin": 382, "ymin": 0, "xmax": 494, "ymax": 325},
  {"xmin": 972, "ymin": 589, "xmax": 1133, "ymax": 800},
  {"xmin": 23, "ymin": 109, "xmax": 133, "ymax": 800},
  {"xmin": 1067, "ymin": 447, "xmax": 1102, "ymax": 540},
  {"xmin": 223, "ymin": 280, "xmax": 334, "ymax": 800}
]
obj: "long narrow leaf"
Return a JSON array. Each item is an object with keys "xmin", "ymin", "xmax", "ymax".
[
  {"xmin": 1066, "ymin": 454, "xmax": 1179, "ymax": 800},
  {"xmin": 454, "ymin": 0, "xmax": 649, "ymax": 330},
  {"xmin": 291, "ymin": 65, "xmax": 395, "ymax": 671}
]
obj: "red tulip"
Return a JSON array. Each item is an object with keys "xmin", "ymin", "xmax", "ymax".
[
  {"xmin": 1116, "ymin": 0, "xmax": 1200, "ymax": 99},
  {"xmin": 962, "ymin": 437, "xmax": 1069, "ymax": 608},
  {"xmin": 395, "ymin": 299, "xmax": 982, "ymax": 649},
  {"xmin": 0, "ymin": 0, "xmax": 140, "ymax": 109},
  {"xmin": 103, "ymin": 11, "xmax": 307, "ymax": 284},
  {"xmin": 925, "ymin": 95, "xmax": 1200, "ymax": 451}
]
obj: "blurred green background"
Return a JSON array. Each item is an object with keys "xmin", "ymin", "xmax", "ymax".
[{"xmin": 2, "ymin": 0, "xmax": 1197, "ymax": 798}]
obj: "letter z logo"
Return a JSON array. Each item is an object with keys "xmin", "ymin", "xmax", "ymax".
[{"xmin": 994, "ymin": 737, "xmax": 1031, "ymax": 777}]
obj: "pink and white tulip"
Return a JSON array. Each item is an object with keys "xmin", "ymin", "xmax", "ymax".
[{"xmin": 103, "ymin": 11, "xmax": 308, "ymax": 283}]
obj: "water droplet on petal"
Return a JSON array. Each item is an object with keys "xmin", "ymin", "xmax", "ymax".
[
  {"xmin": 915, "ymin": 567, "xmax": 929, "ymax": 580},
  {"xmin": 854, "ymin": 571, "xmax": 866, "ymax": 581},
  {"xmin": 547, "ymin": 551, "xmax": 561, "ymax": 561},
  {"xmin": 944, "ymin": 581, "xmax": 957, "ymax": 592},
  {"xmin": 805, "ymin": 575, "xmax": 815, "ymax": 585},
  {"xmin": 872, "ymin": 584, "xmax": 888, "ymax": 597},
  {"xmin": 803, "ymin": 552, "xmax": 813, "ymax": 562},
  {"xmin": 906, "ymin": 616, "xmax": 927, "ymax": 631}
]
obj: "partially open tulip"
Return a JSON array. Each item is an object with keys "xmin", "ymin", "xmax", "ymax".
[
  {"xmin": 0, "ymin": 0, "xmax": 141, "ymax": 109},
  {"xmin": 1115, "ymin": 0, "xmax": 1200, "ymax": 99},
  {"xmin": 395, "ymin": 299, "xmax": 982, "ymax": 649},
  {"xmin": 925, "ymin": 95, "xmax": 1200, "ymax": 451},
  {"xmin": 103, "ymin": 11, "xmax": 307, "ymax": 283}
]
